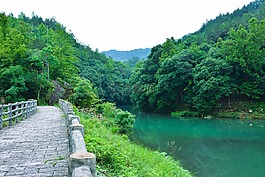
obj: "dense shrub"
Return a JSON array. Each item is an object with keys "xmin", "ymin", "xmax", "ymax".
[
  {"xmin": 95, "ymin": 102, "xmax": 135, "ymax": 135},
  {"xmin": 114, "ymin": 109, "xmax": 135, "ymax": 135}
]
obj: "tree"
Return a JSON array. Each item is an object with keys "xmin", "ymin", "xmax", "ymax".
[
  {"xmin": 0, "ymin": 13, "xmax": 8, "ymax": 39},
  {"xmin": 130, "ymin": 45, "xmax": 163, "ymax": 111},
  {"xmin": 0, "ymin": 66, "xmax": 27, "ymax": 102},
  {"xmin": 160, "ymin": 37, "xmax": 178, "ymax": 60},
  {"xmin": 48, "ymin": 25, "xmax": 78, "ymax": 83},
  {"xmin": 156, "ymin": 52, "xmax": 193, "ymax": 111},
  {"xmin": 70, "ymin": 79, "xmax": 99, "ymax": 108},
  {"xmin": 218, "ymin": 18, "xmax": 265, "ymax": 99},
  {"xmin": 192, "ymin": 58, "xmax": 232, "ymax": 113}
]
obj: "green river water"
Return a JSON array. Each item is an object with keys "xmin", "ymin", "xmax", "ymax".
[{"xmin": 127, "ymin": 110, "xmax": 265, "ymax": 177}]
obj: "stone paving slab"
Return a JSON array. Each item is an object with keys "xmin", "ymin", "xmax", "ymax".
[{"xmin": 0, "ymin": 106, "xmax": 69, "ymax": 177}]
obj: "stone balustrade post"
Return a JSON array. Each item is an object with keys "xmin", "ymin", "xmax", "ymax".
[
  {"xmin": 15, "ymin": 102, "xmax": 19, "ymax": 123},
  {"xmin": 68, "ymin": 115, "xmax": 80, "ymax": 126},
  {"xmin": 59, "ymin": 99, "xmax": 96, "ymax": 177},
  {"xmin": 0, "ymin": 105, "xmax": 2, "ymax": 129},
  {"xmin": 21, "ymin": 102, "xmax": 24, "ymax": 121},
  {"xmin": 70, "ymin": 152, "xmax": 96, "ymax": 177},
  {"xmin": 8, "ymin": 103, "xmax": 12, "ymax": 126},
  {"xmin": 25, "ymin": 102, "xmax": 29, "ymax": 118},
  {"xmin": 28, "ymin": 101, "xmax": 32, "ymax": 115}
]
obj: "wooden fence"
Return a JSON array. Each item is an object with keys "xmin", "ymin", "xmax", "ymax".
[{"xmin": 0, "ymin": 100, "xmax": 37, "ymax": 129}]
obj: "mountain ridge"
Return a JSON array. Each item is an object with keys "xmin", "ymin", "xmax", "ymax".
[{"xmin": 102, "ymin": 48, "xmax": 151, "ymax": 61}]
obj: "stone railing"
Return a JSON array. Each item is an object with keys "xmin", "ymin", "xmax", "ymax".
[
  {"xmin": 59, "ymin": 99, "xmax": 96, "ymax": 177},
  {"xmin": 0, "ymin": 100, "xmax": 37, "ymax": 129}
]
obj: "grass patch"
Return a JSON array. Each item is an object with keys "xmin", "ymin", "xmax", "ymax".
[
  {"xmin": 1, "ymin": 121, "xmax": 9, "ymax": 127},
  {"xmin": 78, "ymin": 111, "xmax": 192, "ymax": 177},
  {"xmin": 171, "ymin": 111, "xmax": 199, "ymax": 118},
  {"xmin": 44, "ymin": 156, "xmax": 65, "ymax": 167}
]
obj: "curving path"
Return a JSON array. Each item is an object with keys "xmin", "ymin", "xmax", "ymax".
[{"xmin": 0, "ymin": 106, "xmax": 69, "ymax": 177}]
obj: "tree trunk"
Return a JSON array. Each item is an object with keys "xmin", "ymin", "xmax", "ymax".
[{"xmin": 37, "ymin": 87, "xmax": 41, "ymax": 101}]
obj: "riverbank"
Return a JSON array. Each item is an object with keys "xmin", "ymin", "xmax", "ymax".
[
  {"xmin": 171, "ymin": 100, "xmax": 265, "ymax": 119},
  {"xmin": 171, "ymin": 111, "xmax": 265, "ymax": 119},
  {"xmin": 77, "ymin": 110, "xmax": 193, "ymax": 177}
]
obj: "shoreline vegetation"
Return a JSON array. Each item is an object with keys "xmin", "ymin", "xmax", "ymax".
[
  {"xmin": 75, "ymin": 107, "xmax": 193, "ymax": 177},
  {"xmin": 171, "ymin": 111, "xmax": 265, "ymax": 119},
  {"xmin": 171, "ymin": 101, "xmax": 265, "ymax": 119}
]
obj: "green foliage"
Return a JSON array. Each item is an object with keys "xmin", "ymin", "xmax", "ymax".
[
  {"xmin": 129, "ymin": 2, "xmax": 265, "ymax": 114},
  {"xmin": 0, "ymin": 13, "xmax": 79, "ymax": 103},
  {"xmin": 123, "ymin": 56, "xmax": 144, "ymax": 69},
  {"xmin": 130, "ymin": 45, "xmax": 162, "ymax": 112},
  {"xmin": 95, "ymin": 102, "xmax": 135, "ymax": 135},
  {"xmin": 130, "ymin": 42, "xmax": 208, "ymax": 113},
  {"xmin": 95, "ymin": 102, "xmax": 116, "ymax": 118},
  {"xmin": 192, "ymin": 57, "xmax": 232, "ymax": 113},
  {"xmin": 0, "ymin": 13, "xmax": 131, "ymax": 105},
  {"xmin": 218, "ymin": 18, "xmax": 265, "ymax": 99},
  {"xmin": 0, "ymin": 13, "xmax": 8, "ymax": 39},
  {"xmin": 156, "ymin": 51, "xmax": 194, "ymax": 111},
  {"xmin": 160, "ymin": 37, "xmax": 178, "ymax": 60},
  {"xmin": 70, "ymin": 79, "xmax": 98, "ymax": 108},
  {"xmin": 44, "ymin": 156, "xmax": 65, "ymax": 166},
  {"xmin": 0, "ymin": 65, "xmax": 27, "ymax": 102},
  {"xmin": 192, "ymin": 0, "xmax": 265, "ymax": 44},
  {"xmin": 114, "ymin": 109, "xmax": 135, "ymax": 135},
  {"xmin": 171, "ymin": 111, "xmax": 200, "ymax": 118},
  {"xmin": 79, "ymin": 114, "xmax": 192, "ymax": 177},
  {"xmin": 76, "ymin": 45, "xmax": 132, "ymax": 105}
]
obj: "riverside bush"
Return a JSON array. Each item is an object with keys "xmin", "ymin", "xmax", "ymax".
[
  {"xmin": 78, "ymin": 112, "xmax": 192, "ymax": 177},
  {"xmin": 114, "ymin": 109, "xmax": 135, "ymax": 135},
  {"xmin": 95, "ymin": 102, "xmax": 135, "ymax": 135}
]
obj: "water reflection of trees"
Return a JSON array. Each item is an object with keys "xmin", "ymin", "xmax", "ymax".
[{"xmin": 131, "ymin": 114, "xmax": 265, "ymax": 177}]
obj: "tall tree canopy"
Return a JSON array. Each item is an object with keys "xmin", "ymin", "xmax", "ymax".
[
  {"xmin": 129, "ymin": 0, "xmax": 265, "ymax": 114},
  {"xmin": 0, "ymin": 13, "xmax": 131, "ymax": 105}
]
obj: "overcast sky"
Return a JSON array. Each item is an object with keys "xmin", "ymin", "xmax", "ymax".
[{"xmin": 1, "ymin": 0, "xmax": 254, "ymax": 51}]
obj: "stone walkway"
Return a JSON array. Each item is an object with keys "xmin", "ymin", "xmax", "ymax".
[{"xmin": 0, "ymin": 106, "xmax": 69, "ymax": 177}]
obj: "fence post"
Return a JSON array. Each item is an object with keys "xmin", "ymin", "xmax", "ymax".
[
  {"xmin": 28, "ymin": 101, "xmax": 32, "ymax": 116},
  {"xmin": 0, "ymin": 100, "xmax": 37, "ymax": 128},
  {"xmin": 22, "ymin": 102, "xmax": 26, "ymax": 119},
  {"xmin": 34, "ymin": 100, "xmax": 37, "ymax": 113},
  {"xmin": 20, "ymin": 102, "xmax": 24, "ymax": 121},
  {"xmin": 25, "ymin": 101, "xmax": 29, "ymax": 118},
  {"xmin": 15, "ymin": 102, "xmax": 19, "ymax": 123},
  {"xmin": 59, "ymin": 99, "xmax": 97, "ymax": 177},
  {"xmin": 70, "ymin": 152, "xmax": 96, "ymax": 177},
  {"xmin": 8, "ymin": 103, "xmax": 12, "ymax": 126},
  {"xmin": 0, "ymin": 105, "xmax": 2, "ymax": 129}
]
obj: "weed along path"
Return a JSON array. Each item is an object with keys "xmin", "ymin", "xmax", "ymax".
[{"xmin": 0, "ymin": 106, "xmax": 68, "ymax": 177}]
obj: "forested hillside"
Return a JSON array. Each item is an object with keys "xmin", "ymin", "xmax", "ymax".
[
  {"xmin": 130, "ymin": 0, "xmax": 265, "ymax": 114},
  {"xmin": 0, "ymin": 13, "xmax": 131, "ymax": 105},
  {"xmin": 1, "ymin": 0, "xmax": 264, "ymax": 115},
  {"xmin": 102, "ymin": 48, "xmax": 151, "ymax": 61}
]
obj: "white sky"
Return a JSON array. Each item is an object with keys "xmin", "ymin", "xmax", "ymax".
[{"xmin": 0, "ymin": 0, "xmax": 253, "ymax": 51}]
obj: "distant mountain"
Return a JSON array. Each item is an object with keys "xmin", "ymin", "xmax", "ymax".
[{"xmin": 102, "ymin": 48, "xmax": 151, "ymax": 61}]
